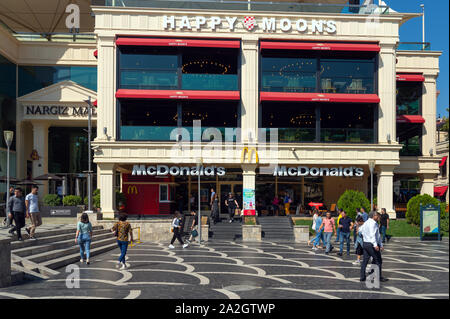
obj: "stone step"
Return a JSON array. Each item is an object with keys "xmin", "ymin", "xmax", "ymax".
[
  {"xmin": 26, "ymin": 237, "xmax": 117, "ymax": 264},
  {"xmin": 40, "ymin": 242, "xmax": 118, "ymax": 271},
  {"xmin": 12, "ymin": 230, "xmax": 112, "ymax": 258}
]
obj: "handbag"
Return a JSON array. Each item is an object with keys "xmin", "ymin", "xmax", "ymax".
[
  {"xmin": 191, "ymin": 229, "xmax": 198, "ymax": 237},
  {"xmin": 234, "ymin": 208, "xmax": 241, "ymax": 216},
  {"xmin": 114, "ymin": 223, "xmax": 119, "ymax": 237}
]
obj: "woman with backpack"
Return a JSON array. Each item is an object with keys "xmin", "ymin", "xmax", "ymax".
[
  {"xmin": 75, "ymin": 213, "xmax": 93, "ymax": 265},
  {"xmin": 169, "ymin": 211, "xmax": 189, "ymax": 249},
  {"xmin": 111, "ymin": 214, "xmax": 133, "ymax": 270}
]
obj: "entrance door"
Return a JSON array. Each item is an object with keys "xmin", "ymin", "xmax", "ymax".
[{"xmin": 220, "ymin": 184, "xmax": 232, "ymax": 214}]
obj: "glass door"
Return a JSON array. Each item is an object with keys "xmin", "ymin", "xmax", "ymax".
[{"xmin": 219, "ymin": 184, "xmax": 232, "ymax": 214}]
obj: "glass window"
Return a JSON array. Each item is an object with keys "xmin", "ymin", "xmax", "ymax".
[
  {"xmin": 160, "ymin": 184, "xmax": 168, "ymax": 202},
  {"xmin": 262, "ymin": 57, "xmax": 317, "ymax": 93},
  {"xmin": 396, "ymin": 82, "xmax": 422, "ymax": 115},
  {"xmin": 397, "ymin": 124, "xmax": 422, "ymax": 156},
  {"xmin": 0, "ymin": 54, "xmax": 16, "ymax": 151},
  {"xmin": 320, "ymin": 59, "xmax": 374, "ymax": 94}
]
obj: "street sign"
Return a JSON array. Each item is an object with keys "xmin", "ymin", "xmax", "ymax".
[{"xmin": 420, "ymin": 203, "xmax": 441, "ymax": 241}]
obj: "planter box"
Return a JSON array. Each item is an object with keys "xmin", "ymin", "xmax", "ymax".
[
  {"xmin": 41, "ymin": 206, "xmax": 82, "ymax": 217},
  {"xmin": 242, "ymin": 225, "xmax": 262, "ymax": 242},
  {"xmin": 293, "ymin": 225, "xmax": 310, "ymax": 243}
]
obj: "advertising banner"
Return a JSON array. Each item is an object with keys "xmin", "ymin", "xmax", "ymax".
[
  {"xmin": 243, "ymin": 188, "xmax": 256, "ymax": 216},
  {"xmin": 420, "ymin": 204, "xmax": 441, "ymax": 240}
]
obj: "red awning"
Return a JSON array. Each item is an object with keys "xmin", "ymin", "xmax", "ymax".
[
  {"xmin": 396, "ymin": 115, "xmax": 425, "ymax": 124},
  {"xmin": 440, "ymin": 156, "xmax": 448, "ymax": 167},
  {"xmin": 93, "ymin": 100, "xmax": 97, "ymax": 107},
  {"xmin": 260, "ymin": 41, "xmax": 380, "ymax": 52},
  {"xmin": 260, "ymin": 92, "xmax": 380, "ymax": 103},
  {"xmin": 434, "ymin": 186, "xmax": 448, "ymax": 197},
  {"xmin": 116, "ymin": 37, "xmax": 240, "ymax": 48},
  {"xmin": 93, "ymin": 49, "xmax": 98, "ymax": 58},
  {"xmin": 116, "ymin": 89, "xmax": 240, "ymax": 101},
  {"xmin": 396, "ymin": 74, "xmax": 425, "ymax": 82}
]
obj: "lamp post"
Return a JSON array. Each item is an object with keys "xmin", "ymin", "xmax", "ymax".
[
  {"xmin": 368, "ymin": 160, "xmax": 376, "ymax": 211},
  {"xmin": 420, "ymin": 4, "xmax": 425, "ymax": 49},
  {"xmin": 3, "ymin": 130, "xmax": 14, "ymax": 213},
  {"xmin": 83, "ymin": 97, "xmax": 94, "ymax": 213},
  {"xmin": 196, "ymin": 157, "xmax": 203, "ymax": 245}
]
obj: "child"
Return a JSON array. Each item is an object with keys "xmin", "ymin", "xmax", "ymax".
[
  {"xmin": 169, "ymin": 211, "xmax": 188, "ymax": 249},
  {"xmin": 352, "ymin": 215, "xmax": 365, "ymax": 265}
]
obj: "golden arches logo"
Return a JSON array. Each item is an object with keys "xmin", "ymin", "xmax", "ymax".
[
  {"xmin": 127, "ymin": 185, "xmax": 138, "ymax": 195},
  {"xmin": 241, "ymin": 147, "xmax": 259, "ymax": 164}
]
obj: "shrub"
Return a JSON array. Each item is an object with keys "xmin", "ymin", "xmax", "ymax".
[
  {"xmin": 43, "ymin": 194, "xmax": 62, "ymax": 206},
  {"xmin": 406, "ymin": 194, "xmax": 446, "ymax": 225},
  {"xmin": 84, "ymin": 194, "xmax": 101, "ymax": 209},
  {"xmin": 83, "ymin": 190, "xmax": 126, "ymax": 209},
  {"xmin": 337, "ymin": 190, "xmax": 370, "ymax": 220},
  {"xmin": 441, "ymin": 217, "xmax": 449, "ymax": 233},
  {"xmin": 63, "ymin": 195, "xmax": 83, "ymax": 206}
]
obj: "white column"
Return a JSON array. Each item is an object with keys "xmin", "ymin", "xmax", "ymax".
[
  {"xmin": 241, "ymin": 38, "xmax": 259, "ymax": 143},
  {"xmin": 32, "ymin": 122, "xmax": 49, "ymax": 199},
  {"xmin": 98, "ymin": 163, "xmax": 116, "ymax": 219},
  {"xmin": 420, "ymin": 173, "xmax": 435, "ymax": 196},
  {"xmin": 376, "ymin": 165, "xmax": 395, "ymax": 219},
  {"xmin": 96, "ymin": 35, "xmax": 116, "ymax": 141},
  {"xmin": 378, "ymin": 42, "xmax": 397, "ymax": 144},
  {"xmin": 422, "ymin": 75, "xmax": 437, "ymax": 156}
]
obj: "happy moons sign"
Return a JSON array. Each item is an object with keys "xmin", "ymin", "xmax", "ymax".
[{"xmin": 163, "ymin": 15, "xmax": 337, "ymax": 33}]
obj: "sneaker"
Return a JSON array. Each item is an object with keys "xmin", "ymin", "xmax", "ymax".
[
  {"xmin": 115, "ymin": 262, "xmax": 121, "ymax": 268},
  {"xmin": 352, "ymin": 260, "xmax": 360, "ymax": 265},
  {"xmin": 183, "ymin": 243, "xmax": 189, "ymax": 249},
  {"xmin": 229, "ymin": 220, "xmax": 232, "ymax": 223},
  {"xmin": 329, "ymin": 246, "xmax": 334, "ymax": 253},
  {"xmin": 380, "ymin": 277, "xmax": 389, "ymax": 282},
  {"xmin": 29, "ymin": 236, "xmax": 37, "ymax": 241},
  {"xmin": 120, "ymin": 263, "xmax": 127, "ymax": 270},
  {"xmin": 80, "ymin": 259, "xmax": 84, "ymax": 263},
  {"xmin": 17, "ymin": 237, "xmax": 23, "ymax": 241},
  {"xmin": 8, "ymin": 228, "xmax": 14, "ymax": 235},
  {"xmin": 86, "ymin": 259, "xmax": 90, "ymax": 265},
  {"xmin": 337, "ymin": 252, "xmax": 343, "ymax": 256},
  {"xmin": 168, "ymin": 244, "xmax": 175, "ymax": 249}
]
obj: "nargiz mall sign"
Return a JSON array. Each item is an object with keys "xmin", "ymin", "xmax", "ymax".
[{"xmin": 24, "ymin": 105, "xmax": 96, "ymax": 117}]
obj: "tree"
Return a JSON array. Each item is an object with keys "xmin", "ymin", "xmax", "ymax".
[
  {"xmin": 406, "ymin": 194, "xmax": 446, "ymax": 225},
  {"xmin": 337, "ymin": 190, "xmax": 370, "ymax": 220}
]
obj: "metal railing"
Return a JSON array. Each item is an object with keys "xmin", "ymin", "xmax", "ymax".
[
  {"xmin": 101, "ymin": 0, "xmax": 391, "ymax": 15},
  {"xmin": 397, "ymin": 42, "xmax": 431, "ymax": 51}
]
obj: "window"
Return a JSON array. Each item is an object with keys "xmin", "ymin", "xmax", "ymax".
[
  {"xmin": 396, "ymin": 82, "xmax": 422, "ymax": 115},
  {"xmin": 397, "ymin": 124, "xmax": 422, "ymax": 156},
  {"xmin": 160, "ymin": 184, "xmax": 169, "ymax": 202},
  {"xmin": 119, "ymin": 46, "xmax": 239, "ymax": 91},
  {"xmin": 0, "ymin": 54, "xmax": 16, "ymax": 150}
]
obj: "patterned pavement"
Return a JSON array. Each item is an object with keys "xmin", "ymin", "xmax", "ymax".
[{"xmin": 0, "ymin": 238, "xmax": 448, "ymax": 299}]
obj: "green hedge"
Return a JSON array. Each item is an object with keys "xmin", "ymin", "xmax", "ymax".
[
  {"xmin": 83, "ymin": 189, "xmax": 126, "ymax": 209},
  {"xmin": 63, "ymin": 195, "xmax": 83, "ymax": 206},
  {"xmin": 337, "ymin": 190, "xmax": 370, "ymax": 220},
  {"xmin": 43, "ymin": 194, "xmax": 62, "ymax": 206},
  {"xmin": 406, "ymin": 194, "xmax": 446, "ymax": 225}
]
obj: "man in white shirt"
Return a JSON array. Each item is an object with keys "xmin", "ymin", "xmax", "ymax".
[
  {"xmin": 25, "ymin": 185, "xmax": 42, "ymax": 240},
  {"xmin": 358, "ymin": 211, "xmax": 388, "ymax": 282}
]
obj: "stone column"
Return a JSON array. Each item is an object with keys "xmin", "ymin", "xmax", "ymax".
[
  {"xmin": 98, "ymin": 163, "xmax": 116, "ymax": 219},
  {"xmin": 241, "ymin": 37, "xmax": 259, "ymax": 143},
  {"xmin": 422, "ymin": 75, "xmax": 437, "ymax": 156},
  {"xmin": 378, "ymin": 42, "xmax": 397, "ymax": 144},
  {"xmin": 376, "ymin": 165, "xmax": 396, "ymax": 219},
  {"xmin": 420, "ymin": 173, "xmax": 435, "ymax": 196},
  {"xmin": 32, "ymin": 122, "xmax": 49, "ymax": 199},
  {"xmin": 241, "ymin": 164, "xmax": 257, "ymax": 217}
]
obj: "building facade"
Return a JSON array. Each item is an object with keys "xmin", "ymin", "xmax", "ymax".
[{"xmin": 0, "ymin": 1, "xmax": 443, "ymax": 219}]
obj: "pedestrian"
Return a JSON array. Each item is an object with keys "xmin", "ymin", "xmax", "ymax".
[
  {"xmin": 272, "ymin": 195, "xmax": 280, "ymax": 216},
  {"xmin": 25, "ymin": 185, "xmax": 42, "ymax": 240},
  {"xmin": 111, "ymin": 214, "xmax": 134, "ymax": 269},
  {"xmin": 360, "ymin": 207, "xmax": 369, "ymax": 222},
  {"xmin": 3, "ymin": 186, "xmax": 14, "ymax": 227},
  {"xmin": 352, "ymin": 215, "xmax": 365, "ymax": 265},
  {"xmin": 311, "ymin": 211, "xmax": 324, "ymax": 251},
  {"xmin": 8, "ymin": 187, "xmax": 26, "ymax": 241},
  {"xmin": 210, "ymin": 188, "xmax": 219, "ymax": 224},
  {"xmin": 379, "ymin": 208, "xmax": 391, "ymax": 243},
  {"xmin": 225, "ymin": 193, "xmax": 239, "ymax": 223},
  {"xmin": 283, "ymin": 191, "xmax": 292, "ymax": 216},
  {"xmin": 186, "ymin": 210, "xmax": 199, "ymax": 244},
  {"xmin": 75, "ymin": 212, "xmax": 93, "ymax": 264},
  {"xmin": 359, "ymin": 211, "xmax": 388, "ymax": 283},
  {"xmin": 308, "ymin": 208, "xmax": 319, "ymax": 246},
  {"xmin": 335, "ymin": 209, "xmax": 343, "ymax": 243},
  {"xmin": 169, "ymin": 211, "xmax": 188, "ymax": 249},
  {"xmin": 337, "ymin": 210, "xmax": 353, "ymax": 256},
  {"xmin": 318, "ymin": 211, "xmax": 336, "ymax": 254}
]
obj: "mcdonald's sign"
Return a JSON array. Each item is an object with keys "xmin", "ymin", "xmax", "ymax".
[
  {"xmin": 241, "ymin": 147, "xmax": 259, "ymax": 164},
  {"xmin": 127, "ymin": 185, "xmax": 138, "ymax": 195}
]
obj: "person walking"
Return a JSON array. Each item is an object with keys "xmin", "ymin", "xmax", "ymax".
[
  {"xmin": 359, "ymin": 211, "xmax": 388, "ymax": 283},
  {"xmin": 3, "ymin": 186, "xmax": 15, "ymax": 227},
  {"xmin": 8, "ymin": 187, "xmax": 26, "ymax": 241},
  {"xmin": 353, "ymin": 208, "xmax": 362, "ymax": 243},
  {"xmin": 352, "ymin": 215, "xmax": 365, "ymax": 265},
  {"xmin": 186, "ymin": 210, "xmax": 199, "ymax": 244},
  {"xmin": 25, "ymin": 185, "xmax": 42, "ymax": 240},
  {"xmin": 111, "ymin": 214, "xmax": 134, "ymax": 269},
  {"xmin": 318, "ymin": 211, "xmax": 336, "ymax": 254},
  {"xmin": 335, "ymin": 209, "xmax": 344, "ymax": 243},
  {"xmin": 210, "ymin": 188, "xmax": 219, "ymax": 224},
  {"xmin": 379, "ymin": 208, "xmax": 391, "ymax": 243},
  {"xmin": 75, "ymin": 213, "xmax": 93, "ymax": 264},
  {"xmin": 283, "ymin": 191, "xmax": 291, "ymax": 216},
  {"xmin": 311, "ymin": 211, "xmax": 324, "ymax": 251},
  {"xmin": 169, "ymin": 211, "xmax": 188, "ymax": 249},
  {"xmin": 308, "ymin": 208, "xmax": 319, "ymax": 246},
  {"xmin": 225, "ymin": 193, "xmax": 239, "ymax": 223},
  {"xmin": 272, "ymin": 195, "xmax": 280, "ymax": 216},
  {"xmin": 337, "ymin": 210, "xmax": 353, "ymax": 256}
]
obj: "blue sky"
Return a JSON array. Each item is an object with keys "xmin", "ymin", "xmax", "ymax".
[{"xmin": 389, "ymin": 0, "xmax": 449, "ymax": 118}]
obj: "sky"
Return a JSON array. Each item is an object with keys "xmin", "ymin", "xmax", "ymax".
[{"xmin": 388, "ymin": 0, "xmax": 449, "ymax": 118}]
